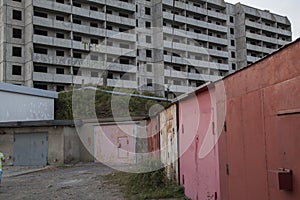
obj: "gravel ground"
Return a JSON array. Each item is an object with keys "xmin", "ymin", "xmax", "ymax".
[{"xmin": 0, "ymin": 163, "xmax": 125, "ymax": 200}]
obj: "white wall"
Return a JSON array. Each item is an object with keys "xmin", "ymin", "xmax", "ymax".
[{"xmin": 0, "ymin": 91, "xmax": 55, "ymax": 122}]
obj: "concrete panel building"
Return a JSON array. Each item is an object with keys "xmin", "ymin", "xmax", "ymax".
[{"xmin": 0, "ymin": 0, "xmax": 292, "ymax": 98}]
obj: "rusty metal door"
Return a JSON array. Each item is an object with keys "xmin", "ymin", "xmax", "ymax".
[{"xmin": 160, "ymin": 104, "xmax": 179, "ymax": 183}]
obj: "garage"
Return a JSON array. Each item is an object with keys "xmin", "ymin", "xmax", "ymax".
[{"xmin": 13, "ymin": 133, "xmax": 48, "ymax": 166}]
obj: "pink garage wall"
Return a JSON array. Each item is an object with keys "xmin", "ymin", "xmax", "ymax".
[
  {"xmin": 218, "ymin": 40, "xmax": 300, "ymax": 200},
  {"xmin": 94, "ymin": 124, "xmax": 135, "ymax": 165},
  {"xmin": 178, "ymin": 88, "xmax": 221, "ymax": 200}
]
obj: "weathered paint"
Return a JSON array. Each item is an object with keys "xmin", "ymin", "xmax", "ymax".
[
  {"xmin": 147, "ymin": 115, "xmax": 160, "ymax": 160},
  {"xmin": 0, "ymin": 83, "xmax": 57, "ymax": 122},
  {"xmin": 178, "ymin": 87, "xmax": 221, "ymax": 200},
  {"xmin": 160, "ymin": 104, "xmax": 178, "ymax": 183},
  {"xmin": 94, "ymin": 124, "xmax": 135, "ymax": 165},
  {"xmin": 217, "ymin": 40, "xmax": 300, "ymax": 200}
]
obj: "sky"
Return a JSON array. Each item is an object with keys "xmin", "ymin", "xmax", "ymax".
[{"xmin": 226, "ymin": 0, "xmax": 300, "ymax": 40}]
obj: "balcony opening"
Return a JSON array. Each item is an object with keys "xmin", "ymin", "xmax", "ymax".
[
  {"xmin": 73, "ymin": 68, "xmax": 81, "ymax": 76},
  {"xmin": 56, "ymin": 85, "xmax": 65, "ymax": 92},
  {"xmin": 73, "ymin": 18, "xmax": 81, "ymax": 24},
  {"xmin": 35, "ymin": 29, "xmax": 48, "ymax": 36},
  {"xmin": 56, "ymin": 50, "xmax": 65, "ymax": 57},
  {"xmin": 34, "ymin": 11, "xmax": 47, "ymax": 18},
  {"xmin": 34, "ymin": 84, "xmax": 48, "ymax": 90},
  {"xmin": 73, "ymin": 36, "xmax": 82, "ymax": 41},
  {"xmin": 56, "ymin": 68, "xmax": 65, "ymax": 74},
  {"xmin": 90, "ymin": 22, "xmax": 98, "ymax": 28},
  {"xmin": 90, "ymin": 6, "xmax": 98, "ymax": 11},
  {"xmin": 120, "ymin": 59, "xmax": 130, "ymax": 64},
  {"xmin": 73, "ymin": 2, "xmax": 81, "ymax": 7},
  {"xmin": 56, "ymin": 16, "xmax": 64, "ymax": 21},
  {"xmin": 34, "ymin": 47, "xmax": 48, "ymax": 55},
  {"xmin": 119, "ymin": 27, "xmax": 128, "ymax": 32},
  {"xmin": 91, "ymin": 38, "xmax": 99, "ymax": 44},
  {"xmin": 56, "ymin": 33, "xmax": 65, "ymax": 39},
  {"xmin": 119, "ymin": 12, "xmax": 129, "ymax": 18},
  {"xmin": 34, "ymin": 66, "xmax": 47, "ymax": 73},
  {"xmin": 56, "ymin": 0, "xmax": 64, "ymax": 4},
  {"xmin": 73, "ymin": 52, "xmax": 82, "ymax": 59}
]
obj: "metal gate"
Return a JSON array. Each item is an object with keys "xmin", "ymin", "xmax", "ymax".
[{"xmin": 13, "ymin": 133, "xmax": 48, "ymax": 166}]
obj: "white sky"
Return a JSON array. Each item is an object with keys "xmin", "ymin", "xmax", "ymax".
[{"xmin": 226, "ymin": 0, "xmax": 300, "ymax": 40}]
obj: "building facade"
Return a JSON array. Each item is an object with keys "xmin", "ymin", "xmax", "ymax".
[{"xmin": 0, "ymin": 0, "xmax": 292, "ymax": 97}]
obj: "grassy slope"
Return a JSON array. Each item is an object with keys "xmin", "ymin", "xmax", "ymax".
[{"xmin": 55, "ymin": 87, "xmax": 170, "ymax": 120}]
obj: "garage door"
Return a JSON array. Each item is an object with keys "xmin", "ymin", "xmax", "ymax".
[{"xmin": 13, "ymin": 133, "xmax": 48, "ymax": 166}]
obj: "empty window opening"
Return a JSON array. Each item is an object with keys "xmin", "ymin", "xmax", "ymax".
[
  {"xmin": 12, "ymin": 65, "xmax": 22, "ymax": 75},
  {"xmin": 13, "ymin": 28, "xmax": 22, "ymax": 38},
  {"xmin": 12, "ymin": 46, "xmax": 22, "ymax": 57}
]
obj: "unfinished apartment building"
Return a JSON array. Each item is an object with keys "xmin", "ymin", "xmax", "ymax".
[{"xmin": 0, "ymin": 0, "xmax": 292, "ymax": 97}]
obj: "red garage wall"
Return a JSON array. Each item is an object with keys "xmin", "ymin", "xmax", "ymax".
[
  {"xmin": 147, "ymin": 115, "xmax": 160, "ymax": 160},
  {"xmin": 218, "ymin": 39, "xmax": 300, "ymax": 200}
]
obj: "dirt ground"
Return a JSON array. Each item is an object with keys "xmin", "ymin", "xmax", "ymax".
[{"xmin": 0, "ymin": 163, "xmax": 125, "ymax": 200}]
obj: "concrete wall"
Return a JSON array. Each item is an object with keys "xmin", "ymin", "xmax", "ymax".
[
  {"xmin": 0, "ymin": 83, "xmax": 57, "ymax": 122},
  {"xmin": 0, "ymin": 125, "xmax": 82, "ymax": 165}
]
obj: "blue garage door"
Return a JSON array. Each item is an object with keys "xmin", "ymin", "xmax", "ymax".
[{"xmin": 13, "ymin": 133, "xmax": 48, "ymax": 166}]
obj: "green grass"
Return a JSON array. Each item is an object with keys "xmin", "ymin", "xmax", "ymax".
[
  {"xmin": 55, "ymin": 86, "xmax": 170, "ymax": 120},
  {"xmin": 104, "ymin": 167, "xmax": 190, "ymax": 200}
]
